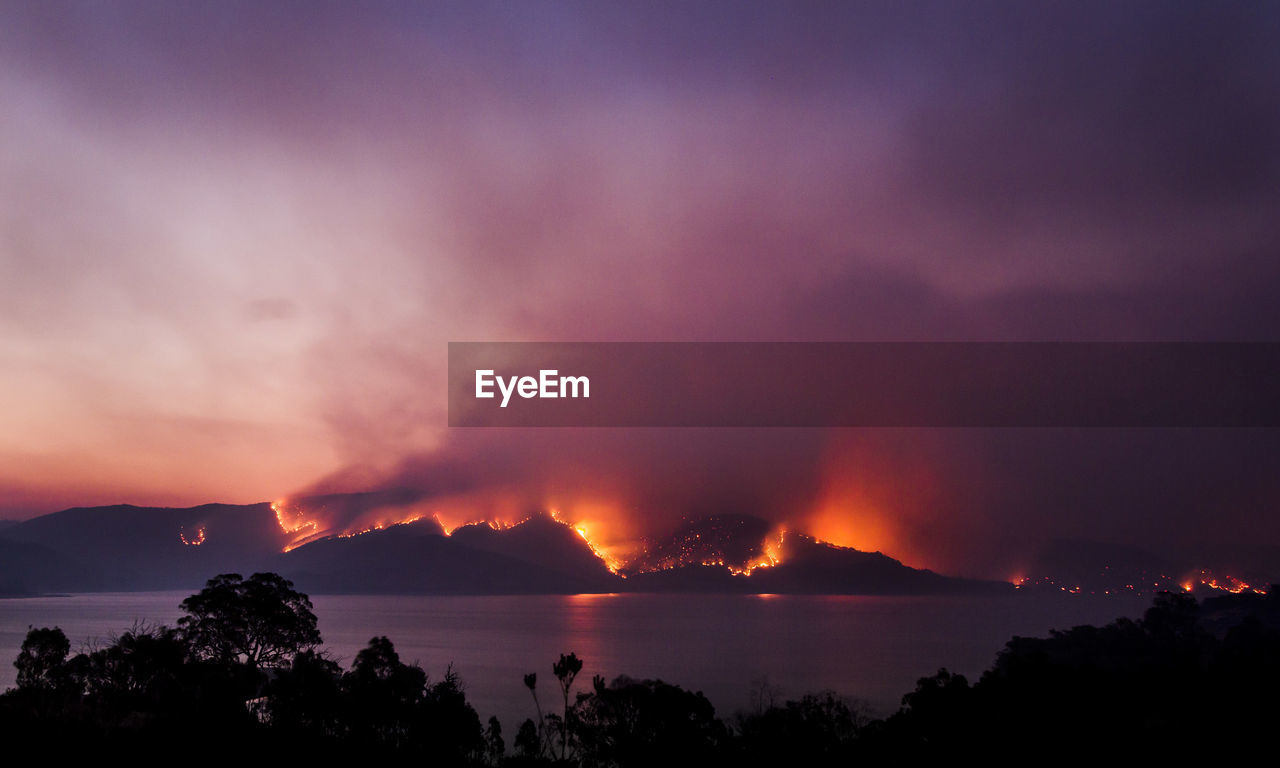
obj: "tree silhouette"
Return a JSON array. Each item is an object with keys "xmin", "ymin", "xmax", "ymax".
[
  {"xmin": 735, "ymin": 690, "xmax": 864, "ymax": 766},
  {"xmin": 573, "ymin": 674, "xmax": 727, "ymax": 768},
  {"xmin": 341, "ymin": 635, "xmax": 427, "ymax": 747},
  {"xmin": 552, "ymin": 651, "xmax": 583, "ymax": 759},
  {"xmin": 339, "ymin": 636, "xmax": 483, "ymax": 757},
  {"xmin": 514, "ymin": 717, "xmax": 541, "ymax": 759},
  {"xmin": 178, "ymin": 572, "xmax": 321, "ymax": 669},
  {"xmin": 14, "ymin": 626, "xmax": 70, "ymax": 691},
  {"xmin": 265, "ymin": 649, "xmax": 342, "ymax": 736},
  {"xmin": 484, "ymin": 715, "xmax": 504, "ymax": 764},
  {"xmin": 522, "ymin": 671, "xmax": 546, "ymax": 757}
]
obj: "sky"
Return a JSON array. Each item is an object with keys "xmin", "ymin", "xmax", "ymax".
[{"xmin": 2, "ymin": 1, "xmax": 1278, "ymax": 578}]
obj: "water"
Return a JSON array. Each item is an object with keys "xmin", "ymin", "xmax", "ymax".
[{"xmin": 0, "ymin": 591, "xmax": 1151, "ymax": 728}]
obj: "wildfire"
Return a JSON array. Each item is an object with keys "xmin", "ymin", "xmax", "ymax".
[
  {"xmin": 271, "ymin": 498, "xmax": 321, "ymax": 552},
  {"xmin": 1183, "ymin": 569, "xmax": 1267, "ymax": 595},
  {"xmin": 1011, "ymin": 567, "xmax": 1268, "ymax": 597},
  {"xmin": 433, "ymin": 512, "xmax": 527, "ymax": 537},
  {"xmin": 338, "ymin": 515, "xmax": 425, "ymax": 539},
  {"xmin": 727, "ymin": 528, "xmax": 787, "ymax": 576},
  {"xmin": 268, "ymin": 494, "xmax": 632, "ymax": 576},
  {"xmin": 549, "ymin": 509, "xmax": 626, "ymax": 574},
  {"xmin": 179, "ymin": 526, "xmax": 206, "ymax": 546}
]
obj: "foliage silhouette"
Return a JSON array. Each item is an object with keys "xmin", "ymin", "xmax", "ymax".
[
  {"xmin": 571, "ymin": 674, "xmax": 727, "ymax": 768},
  {"xmin": 14, "ymin": 626, "xmax": 70, "ymax": 692},
  {"xmin": 552, "ymin": 651, "xmax": 583, "ymax": 759},
  {"xmin": 265, "ymin": 648, "xmax": 342, "ymax": 736},
  {"xmin": 5, "ymin": 580, "xmax": 1280, "ymax": 764},
  {"xmin": 178, "ymin": 572, "xmax": 321, "ymax": 669},
  {"xmin": 734, "ymin": 690, "xmax": 865, "ymax": 767}
]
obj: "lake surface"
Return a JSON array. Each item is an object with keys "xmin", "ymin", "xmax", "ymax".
[{"xmin": 0, "ymin": 591, "xmax": 1152, "ymax": 728}]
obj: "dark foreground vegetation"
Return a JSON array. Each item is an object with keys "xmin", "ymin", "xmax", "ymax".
[{"xmin": 3, "ymin": 573, "xmax": 1278, "ymax": 764}]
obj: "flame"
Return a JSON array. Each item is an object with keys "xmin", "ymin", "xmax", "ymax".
[
  {"xmin": 1183, "ymin": 569, "xmax": 1266, "ymax": 595},
  {"xmin": 270, "ymin": 493, "xmax": 632, "ymax": 576},
  {"xmin": 179, "ymin": 526, "xmax": 206, "ymax": 546},
  {"xmin": 271, "ymin": 498, "xmax": 321, "ymax": 552},
  {"xmin": 727, "ymin": 527, "xmax": 787, "ymax": 576},
  {"xmin": 549, "ymin": 509, "xmax": 626, "ymax": 574},
  {"xmin": 272, "ymin": 496, "xmax": 441, "ymax": 551},
  {"xmin": 433, "ymin": 511, "xmax": 528, "ymax": 537},
  {"xmin": 338, "ymin": 514, "xmax": 425, "ymax": 539},
  {"xmin": 1009, "ymin": 567, "xmax": 1267, "ymax": 596}
]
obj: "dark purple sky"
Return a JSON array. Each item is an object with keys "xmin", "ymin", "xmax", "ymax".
[{"xmin": 2, "ymin": 2, "xmax": 1278, "ymax": 577}]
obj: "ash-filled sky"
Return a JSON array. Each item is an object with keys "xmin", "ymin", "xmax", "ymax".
[{"xmin": 2, "ymin": 1, "xmax": 1278, "ymax": 578}]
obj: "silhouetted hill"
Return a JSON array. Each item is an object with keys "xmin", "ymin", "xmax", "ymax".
[
  {"xmin": 0, "ymin": 538, "xmax": 102, "ymax": 596},
  {"xmin": 447, "ymin": 514, "xmax": 618, "ymax": 585},
  {"xmin": 1019, "ymin": 538, "xmax": 1184, "ymax": 593},
  {"xmin": 0, "ymin": 502, "xmax": 287, "ymax": 590},
  {"xmin": 625, "ymin": 514, "xmax": 775, "ymax": 575},
  {"xmin": 269, "ymin": 489, "xmax": 429, "ymax": 549},
  {"xmin": 0, "ymin": 499, "xmax": 1004, "ymax": 595},
  {"xmin": 627, "ymin": 533, "xmax": 1009, "ymax": 594},
  {"xmin": 276, "ymin": 518, "xmax": 613, "ymax": 594}
]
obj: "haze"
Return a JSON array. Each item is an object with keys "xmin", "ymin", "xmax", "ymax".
[{"xmin": 2, "ymin": 1, "xmax": 1278, "ymax": 578}]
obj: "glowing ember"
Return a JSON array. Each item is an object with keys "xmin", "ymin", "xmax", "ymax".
[
  {"xmin": 179, "ymin": 526, "xmax": 206, "ymax": 546},
  {"xmin": 1183, "ymin": 569, "xmax": 1266, "ymax": 595},
  {"xmin": 1011, "ymin": 566, "xmax": 1267, "ymax": 596},
  {"xmin": 727, "ymin": 528, "xmax": 786, "ymax": 576}
]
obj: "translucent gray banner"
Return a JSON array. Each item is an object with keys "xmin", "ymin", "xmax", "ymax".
[{"xmin": 448, "ymin": 342, "xmax": 1280, "ymax": 427}]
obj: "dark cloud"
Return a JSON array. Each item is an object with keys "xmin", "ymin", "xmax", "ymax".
[{"xmin": 908, "ymin": 3, "xmax": 1280, "ymax": 213}]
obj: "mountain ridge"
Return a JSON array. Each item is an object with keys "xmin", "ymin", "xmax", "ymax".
[{"xmin": 0, "ymin": 497, "xmax": 1010, "ymax": 596}]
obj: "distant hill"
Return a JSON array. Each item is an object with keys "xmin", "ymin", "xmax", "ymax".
[
  {"xmin": 625, "ymin": 514, "xmax": 776, "ymax": 574},
  {"xmin": 275, "ymin": 517, "xmax": 616, "ymax": 595},
  {"xmin": 446, "ymin": 514, "xmax": 619, "ymax": 586},
  {"xmin": 1017, "ymin": 538, "xmax": 1185, "ymax": 594},
  {"xmin": 0, "ymin": 503, "xmax": 288, "ymax": 592},
  {"xmin": 627, "ymin": 531, "xmax": 1009, "ymax": 595},
  {"xmin": 0, "ymin": 498, "xmax": 1006, "ymax": 596}
]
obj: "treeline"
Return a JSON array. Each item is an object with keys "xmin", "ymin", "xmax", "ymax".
[{"xmin": 3, "ymin": 573, "xmax": 1279, "ymax": 764}]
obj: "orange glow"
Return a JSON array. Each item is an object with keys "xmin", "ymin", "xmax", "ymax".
[
  {"xmin": 264, "ymin": 485, "xmax": 956, "ymax": 584},
  {"xmin": 1183, "ymin": 569, "xmax": 1266, "ymax": 595},
  {"xmin": 727, "ymin": 527, "xmax": 787, "ymax": 576},
  {"xmin": 269, "ymin": 491, "xmax": 633, "ymax": 576},
  {"xmin": 271, "ymin": 498, "xmax": 321, "ymax": 552},
  {"xmin": 550, "ymin": 509, "xmax": 626, "ymax": 574},
  {"xmin": 433, "ymin": 510, "xmax": 528, "ymax": 537},
  {"xmin": 798, "ymin": 433, "xmax": 944, "ymax": 571},
  {"xmin": 337, "ymin": 514, "xmax": 425, "ymax": 539},
  {"xmin": 272, "ymin": 496, "xmax": 443, "ymax": 551},
  {"xmin": 804, "ymin": 501, "xmax": 901, "ymax": 558},
  {"xmin": 179, "ymin": 526, "xmax": 206, "ymax": 546},
  {"xmin": 427, "ymin": 491, "xmax": 541, "ymax": 538}
]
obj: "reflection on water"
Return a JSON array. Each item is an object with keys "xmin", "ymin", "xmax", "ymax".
[{"xmin": 0, "ymin": 591, "xmax": 1151, "ymax": 728}]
